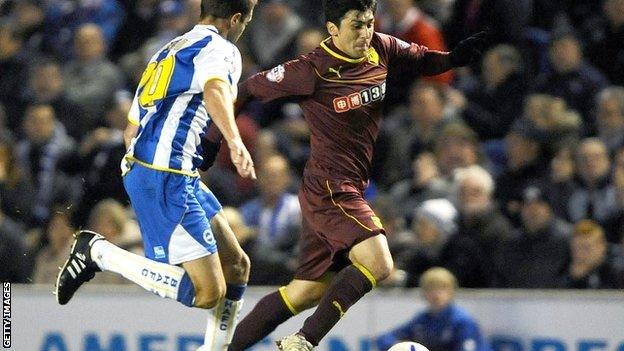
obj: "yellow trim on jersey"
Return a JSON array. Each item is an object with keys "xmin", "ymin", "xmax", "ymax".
[
  {"xmin": 353, "ymin": 262, "xmax": 377, "ymax": 288},
  {"xmin": 320, "ymin": 39, "xmax": 367, "ymax": 64},
  {"xmin": 278, "ymin": 286, "xmax": 299, "ymax": 315},
  {"xmin": 326, "ymin": 180, "xmax": 373, "ymax": 232},
  {"xmin": 124, "ymin": 156, "xmax": 200, "ymax": 177},
  {"xmin": 314, "ymin": 68, "xmax": 387, "ymax": 84}
]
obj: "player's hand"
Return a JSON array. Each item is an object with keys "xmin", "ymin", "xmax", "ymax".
[
  {"xmin": 449, "ymin": 31, "xmax": 489, "ymax": 67},
  {"xmin": 227, "ymin": 137, "xmax": 256, "ymax": 180}
]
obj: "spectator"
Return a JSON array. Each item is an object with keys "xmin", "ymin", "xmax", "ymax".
[
  {"xmin": 222, "ymin": 206, "xmax": 294, "ymax": 286},
  {"xmin": 381, "ymin": 82, "xmax": 454, "ymax": 185},
  {"xmin": 376, "ymin": 267, "xmax": 491, "ymax": 351},
  {"xmin": 0, "ymin": 136, "xmax": 34, "ymax": 225},
  {"xmin": 245, "ymin": 0, "xmax": 303, "ymax": 69},
  {"xmin": 394, "ymin": 198, "xmax": 457, "ymax": 274},
  {"xmin": 85, "ymin": 199, "xmax": 142, "ymax": 284},
  {"xmin": 434, "ymin": 122, "xmax": 483, "ymax": 181},
  {"xmin": 64, "ymin": 24, "xmax": 124, "ymax": 127},
  {"xmin": 496, "ymin": 185, "xmax": 571, "ymax": 288},
  {"xmin": 42, "ymin": 0, "xmax": 125, "ymax": 59},
  {"xmin": 533, "ymin": 33, "xmax": 608, "ymax": 135},
  {"xmin": 601, "ymin": 147, "xmax": 624, "ymax": 244},
  {"xmin": 378, "ymin": 0, "xmax": 452, "ymax": 108},
  {"xmin": 109, "ymin": 0, "xmax": 159, "ymax": 60},
  {"xmin": 25, "ymin": 58, "xmax": 87, "ymax": 141},
  {"xmin": 445, "ymin": 0, "xmax": 533, "ymax": 48},
  {"xmin": 454, "ymin": 165, "xmax": 513, "ymax": 287},
  {"xmin": 239, "ymin": 154, "xmax": 301, "ymax": 263},
  {"xmin": 0, "ymin": 20, "xmax": 29, "ymax": 130},
  {"xmin": 140, "ymin": 0, "xmax": 191, "ymax": 61},
  {"xmin": 32, "ymin": 206, "xmax": 75, "ymax": 284},
  {"xmin": 495, "ymin": 118, "xmax": 549, "ymax": 225},
  {"xmin": 595, "ymin": 86, "xmax": 624, "ymax": 155},
  {"xmin": 0, "ymin": 200, "xmax": 28, "ymax": 283},
  {"xmin": 8, "ymin": 0, "xmax": 45, "ymax": 57},
  {"xmin": 296, "ymin": 27, "xmax": 324, "ymax": 56},
  {"xmin": 460, "ymin": 44, "xmax": 528, "ymax": 139},
  {"xmin": 559, "ymin": 220, "xmax": 624, "ymax": 289},
  {"xmin": 565, "ymin": 138, "xmax": 619, "ymax": 224},
  {"xmin": 15, "ymin": 104, "xmax": 76, "ymax": 226},
  {"xmin": 222, "ymin": 206, "xmax": 255, "ymax": 255},
  {"xmin": 588, "ymin": 0, "xmax": 624, "ymax": 85},
  {"xmin": 60, "ymin": 92, "xmax": 131, "ymax": 228},
  {"xmin": 399, "ymin": 198, "xmax": 487, "ymax": 289},
  {"xmin": 521, "ymin": 94, "xmax": 582, "ymax": 153},
  {"xmin": 205, "ymin": 112, "xmax": 260, "ymax": 206},
  {"xmin": 389, "ymin": 152, "xmax": 449, "ymax": 224},
  {"xmin": 418, "ymin": 0, "xmax": 455, "ymax": 25}
]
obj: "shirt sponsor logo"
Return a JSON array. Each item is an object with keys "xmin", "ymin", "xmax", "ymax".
[{"xmin": 332, "ymin": 81, "xmax": 386, "ymax": 113}]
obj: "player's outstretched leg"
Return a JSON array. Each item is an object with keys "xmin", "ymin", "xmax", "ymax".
[
  {"xmin": 279, "ymin": 235, "xmax": 392, "ymax": 349},
  {"xmin": 229, "ymin": 279, "xmax": 330, "ymax": 351},
  {"xmin": 198, "ymin": 210, "xmax": 251, "ymax": 351},
  {"xmin": 55, "ymin": 230, "xmax": 104, "ymax": 304},
  {"xmin": 56, "ymin": 229, "xmax": 202, "ymax": 308}
]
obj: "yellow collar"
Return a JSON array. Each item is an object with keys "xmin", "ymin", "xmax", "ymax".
[{"xmin": 320, "ymin": 38, "xmax": 367, "ymax": 64}]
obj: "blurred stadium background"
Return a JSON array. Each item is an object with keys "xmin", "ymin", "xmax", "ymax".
[{"xmin": 0, "ymin": 0, "xmax": 623, "ymax": 350}]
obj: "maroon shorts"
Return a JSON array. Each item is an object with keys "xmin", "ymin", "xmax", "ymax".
[{"xmin": 294, "ymin": 175, "xmax": 385, "ymax": 281}]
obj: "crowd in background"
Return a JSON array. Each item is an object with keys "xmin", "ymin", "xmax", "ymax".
[{"xmin": 0, "ymin": 0, "xmax": 623, "ymax": 289}]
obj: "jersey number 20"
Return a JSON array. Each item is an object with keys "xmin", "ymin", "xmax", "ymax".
[{"xmin": 138, "ymin": 55, "xmax": 176, "ymax": 107}]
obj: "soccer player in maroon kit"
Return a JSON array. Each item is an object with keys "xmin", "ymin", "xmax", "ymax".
[{"xmin": 203, "ymin": 0, "xmax": 486, "ymax": 350}]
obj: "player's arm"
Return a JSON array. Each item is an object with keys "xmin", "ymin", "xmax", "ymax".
[
  {"xmin": 384, "ymin": 31, "xmax": 487, "ymax": 76},
  {"xmin": 203, "ymin": 78, "xmax": 255, "ymax": 179},
  {"xmin": 236, "ymin": 57, "xmax": 317, "ymax": 109},
  {"xmin": 123, "ymin": 100, "xmax": 141, "ymax": 149},
  {"xmin": 124, "ymin": 122, "xmax": 139, "ymax": 149},
  {"xmin": 418, "ymin": 31, "xmax": 488, "ymax": 75},
  {"xmin": 199, "ymin": 58, "xmax": 316, "ymax": 171}
]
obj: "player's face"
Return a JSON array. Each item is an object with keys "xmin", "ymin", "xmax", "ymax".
[{"xmin": 329, "ymin": 10, "xmax": 375, "ymax": 58}]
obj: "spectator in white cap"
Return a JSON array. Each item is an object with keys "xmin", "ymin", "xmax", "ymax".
[{"xmin": 398, "ymin": 198, "xmax": 487, "ymax": 288}]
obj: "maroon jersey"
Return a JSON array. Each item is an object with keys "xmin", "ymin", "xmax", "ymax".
[{"xmin": 238, "ymin": 32, "xmax": 449, "ymax": 188}]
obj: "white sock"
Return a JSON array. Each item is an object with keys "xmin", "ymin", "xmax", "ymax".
[
  {"xmin": 199, "ymin": 298, "xmax": 244, "ymax": 351},
  {"xmin": 91, "ymin": 240, "xmax": 188, "ymax": 301}
]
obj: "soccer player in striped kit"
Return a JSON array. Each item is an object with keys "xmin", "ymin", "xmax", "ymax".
[{"xmin": 55, "ymin": 1, "xmax": 257, "ymax": 350}]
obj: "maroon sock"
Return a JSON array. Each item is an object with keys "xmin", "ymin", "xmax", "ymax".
[
  {"xmin": 299, "ymin": 265, "xmax": 374, "ymax": 346},
  {"xmin": 229, "ymin": 291, "xmax": 295, "ymax": 351}
]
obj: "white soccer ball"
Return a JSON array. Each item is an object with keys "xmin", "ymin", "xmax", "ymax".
[{"xmin": 388, "ymin": 342, "xmax": 430, "ymax": 351}]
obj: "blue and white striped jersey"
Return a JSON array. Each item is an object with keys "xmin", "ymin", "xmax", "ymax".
[{"xmin": 123, "ymin": 24, "xmax": 242, "ymax": 176}]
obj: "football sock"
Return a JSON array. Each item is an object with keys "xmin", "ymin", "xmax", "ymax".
[
  {"xmin": 202, "ymin": 284, "xmax": 247, "ymax": 351},
  {"xmin": 299, "ymin": 264, "xmax": 375, "ymax": 346},
  {"xmin": 91, "ymin": 240, "xmax": 195, "ymax": 306},
  {"xmin": 229, "ymin": 288, "xmax": 296, "ymax": 351}
]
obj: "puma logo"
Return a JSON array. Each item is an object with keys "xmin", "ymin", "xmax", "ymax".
[
  {"xmin": 332, "ymin": 300, "xmax": 346, "ymax": 318},
  {"xmin": 328, "ymin": 66, "xmax": 342, "ymax": 78}
]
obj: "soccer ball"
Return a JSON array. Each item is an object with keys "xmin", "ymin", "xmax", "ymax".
[{"xmin": 388, "ymin": 342, "xmax": 430, "ymax": 351}]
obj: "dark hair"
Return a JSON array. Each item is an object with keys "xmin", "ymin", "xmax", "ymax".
[
  {"xmin": 323, "ymin": 0, "xmax": 377, "ymax": 25},
  {"xmin": 200, "ymin": 0, "xmax": 254, "ymax": 19}
]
